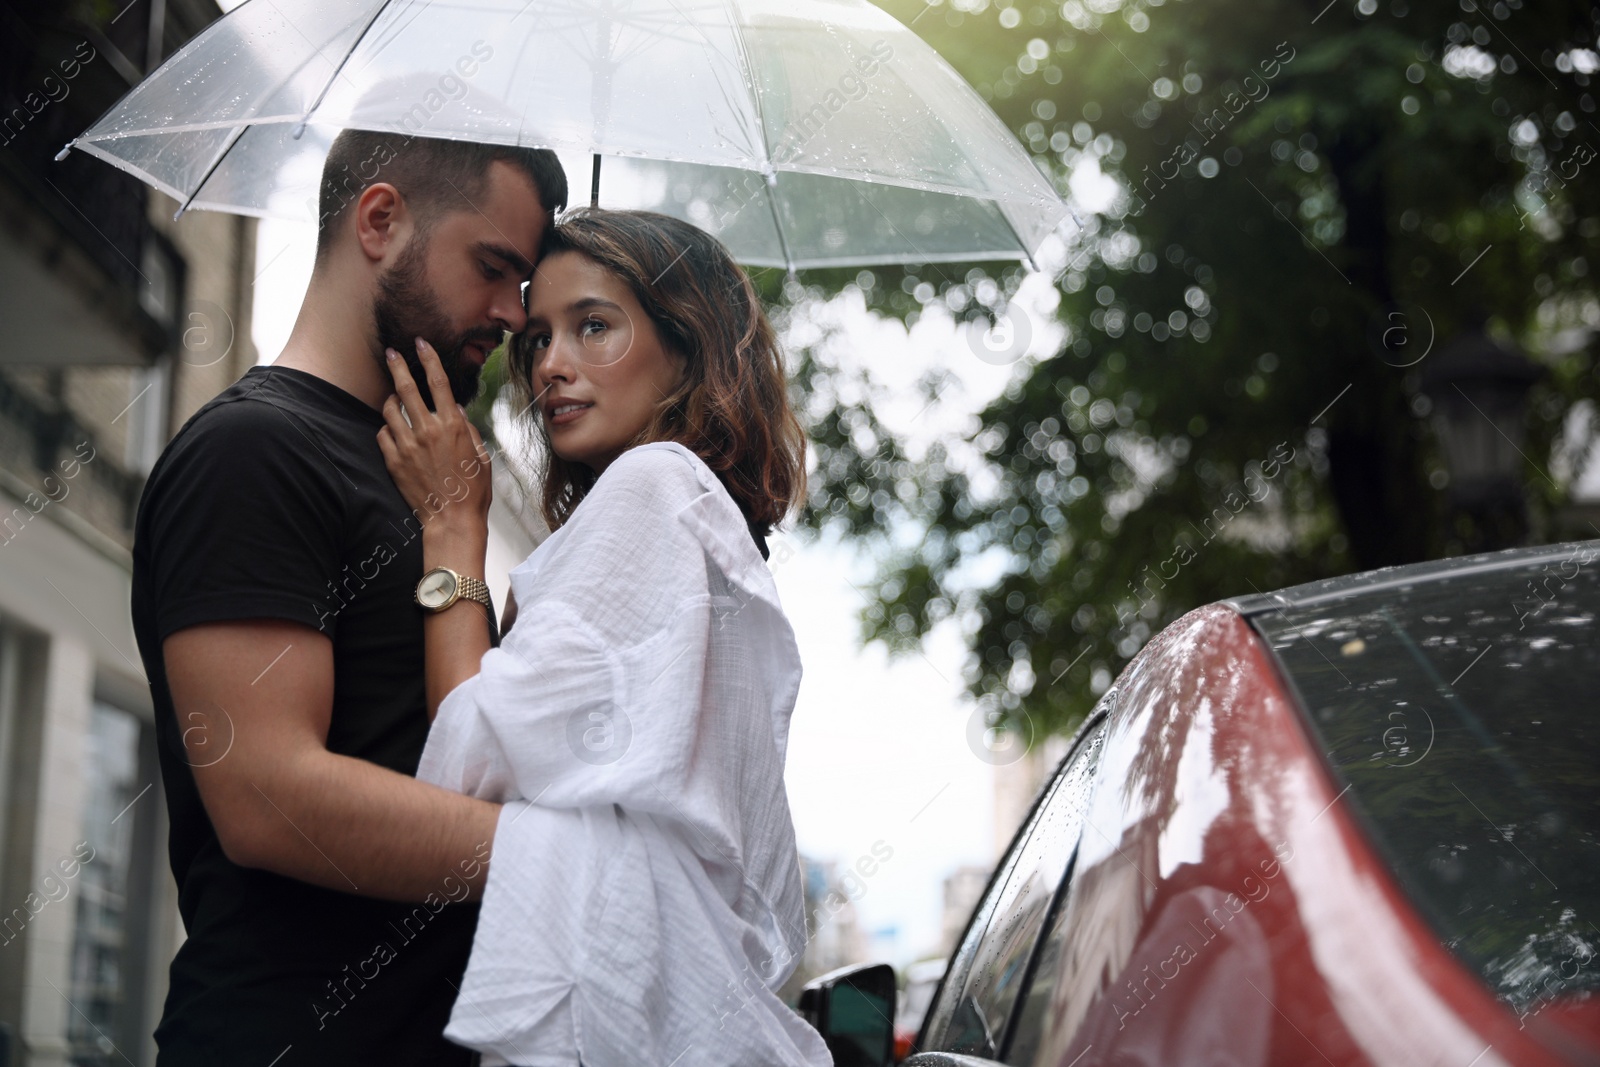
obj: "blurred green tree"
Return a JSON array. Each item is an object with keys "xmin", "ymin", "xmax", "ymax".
[{"xmin": 793, "ymin": 0, "xmax": 1600, "ymax": 740}]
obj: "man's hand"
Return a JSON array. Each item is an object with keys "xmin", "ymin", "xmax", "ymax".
[{"xmin": 165, "ymin": 618, "xmax": 500, "ymax": 902}]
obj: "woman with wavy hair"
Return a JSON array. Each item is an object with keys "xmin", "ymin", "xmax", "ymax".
[{"xmin": 376, "ymin": 208, "xmax": 829, "ymax": 1066}]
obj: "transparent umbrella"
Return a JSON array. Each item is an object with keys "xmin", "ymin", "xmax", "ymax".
[{"xmin": 58, "ymin": 0, "xmax": 1067, "ymax": 271}]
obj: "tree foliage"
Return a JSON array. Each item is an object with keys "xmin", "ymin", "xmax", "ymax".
[{"xmin": 792, "ymin": 0, "xmax": 1600, "ymax": 740}]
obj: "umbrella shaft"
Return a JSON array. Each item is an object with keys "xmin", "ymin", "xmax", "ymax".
[{"xmin": 590, "ymin": 154, "xmax": 601, "ymax": 209}]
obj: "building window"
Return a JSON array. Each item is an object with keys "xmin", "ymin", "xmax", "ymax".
[{"xmin": 125, "ymin": 357, "xmax": 170, "ymax": 475}]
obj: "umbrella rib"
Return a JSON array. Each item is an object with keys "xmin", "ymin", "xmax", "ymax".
[
  {"xmin": 648, "ymin": 0, "xmax": 763, "ymax": 161},
  {"xmin": 289, "ymin": 0, "xmax": 394, "ymax": 139},
  {"xmin": 353, "ymin": 1, "xmax": 434, "ymax": 75},
  {"xmin": 760, "ymin": 177, "xmax": 796, "ymax": 276},
  {"xmin": 510, "ymin": 18, "xmax": 543, "ymax": 149},
  {"xmin": 630, "ymin": 0, "xmax": 781, "ymax": 266},
  {"xmin": 994, "ymin": 200, "xmax": 1040, "ymax": 272},
  {"xmin": 505, "ymin": 3, "xmax": 570, "ymax": 150},
  {"xmin": 707, "ymin": 0, "xmax": 793, "ymax": 271},
  {"xmin": 710, "ymin": 0, "xmax": 775, "ymax": 170},
  {"xmin": 172, "ymin": 122, "xmax": 252, "ymax": 220},
  {"xmin": 170, "ymin": 1, "xmax": 392, "ymax": 219}
]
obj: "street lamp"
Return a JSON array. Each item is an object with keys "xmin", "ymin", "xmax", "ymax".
[{"xmin": 1418, "ymin": 325, "xmax": 1542, "ymax": 548}]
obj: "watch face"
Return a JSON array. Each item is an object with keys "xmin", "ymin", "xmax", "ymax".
[{"xmin": 418, "ymin": 568, "xmax": 458, "ymax": 609}]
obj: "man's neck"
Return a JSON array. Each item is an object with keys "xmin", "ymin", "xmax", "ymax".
[{"xmin": 273, "ymin": 275, "xmax": 389, "ymax": 411}]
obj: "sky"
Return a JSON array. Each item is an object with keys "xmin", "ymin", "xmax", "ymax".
[{"xmin": 247, "ymin": 209, "xmax": 1076, "ymax": 966}]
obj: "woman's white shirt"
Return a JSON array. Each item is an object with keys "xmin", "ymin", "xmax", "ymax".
[{"xmin": 415, "ymin": 441, "xmax": 829, "ymax": 1067}]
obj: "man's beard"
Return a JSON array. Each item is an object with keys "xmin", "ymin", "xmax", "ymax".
[{"xmin": 373, "ymin": 237, "xmax": 503, "ymax": 410}]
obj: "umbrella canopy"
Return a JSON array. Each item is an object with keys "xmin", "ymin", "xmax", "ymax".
[{"xmin": 60, "ymin": 0, "xmax": 1067, "ymax": 271}]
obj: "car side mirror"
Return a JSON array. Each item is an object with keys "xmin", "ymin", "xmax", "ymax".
[{"xmin": 799, "ymin": 961, "xmax": 897, "ymax": 1067}]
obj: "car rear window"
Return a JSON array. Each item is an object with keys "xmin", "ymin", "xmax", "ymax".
[{"xmin": 1249, "ymin": 544, "xmax": 1600, "ymax": 1018}]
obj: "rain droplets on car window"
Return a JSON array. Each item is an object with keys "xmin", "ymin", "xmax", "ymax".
[{"xmin": 1254, "ymin": 544, "xmax": 1600, "ymax": 1019}]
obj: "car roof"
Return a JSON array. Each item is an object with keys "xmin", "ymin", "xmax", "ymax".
[{"xmin": 1221, "ymin": 538, "xmax": 1600, "ymax": 617}]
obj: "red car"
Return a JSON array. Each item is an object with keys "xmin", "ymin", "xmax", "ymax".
[{"xmin": 802, "ymin": 542, "xmax": 1600, "ymax": 1066}]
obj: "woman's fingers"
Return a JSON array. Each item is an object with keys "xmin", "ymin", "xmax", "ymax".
[
  {"xmin": 379, "ymin": 392, "xmax": 413, "ymax": 446},
  {"xmin": 378, "ymin": 343, "xmax": 493, "ymax": 521},
  {"xmin": 384, "ymin": 347, "xmax": 429, "ymax": 428},
  {"xmin": 414, "ymin": 337, "xmax": 458, "ymax": 422},
  {"xmin": 384, "ymin": 337, "xmax": 456, "ymax": 425}
]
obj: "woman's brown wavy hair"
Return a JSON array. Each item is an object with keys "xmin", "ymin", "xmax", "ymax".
[{"xmin": 507, "ymin": 208, "xmax": 806, "ymax": 538}]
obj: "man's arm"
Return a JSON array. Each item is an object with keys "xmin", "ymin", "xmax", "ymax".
[{"xmin": 165, "ymin": 618, "xmax": 501, "ymax": 902}]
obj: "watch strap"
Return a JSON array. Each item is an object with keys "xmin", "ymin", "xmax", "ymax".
[
  {"xmin": 460, "ymin": 574, "xmax": 501, "ymax": 647},
  {"xmin": 452, "ymin": 573, "xmax": 493, "ymax": 613},
  {"xmin": 451, "ymin": 573, "xmax": 501, "ymax": 647},
  {"xmin": 417, "ymin": 568, "xmax": 501, "ymax": 646}
]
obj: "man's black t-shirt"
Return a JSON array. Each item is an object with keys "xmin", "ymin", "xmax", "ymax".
[{"xmin": 130, "ymin": 366, "xmax": 480, "ymax": 1066}]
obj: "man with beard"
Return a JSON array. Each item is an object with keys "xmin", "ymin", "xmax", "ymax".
[{"xmin": 129, "ymin": 132, "xmax": 566, "ymax": 1065}]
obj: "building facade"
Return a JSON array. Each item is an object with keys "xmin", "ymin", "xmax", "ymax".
[{"xmin": 1, "ymin": 3, "xmax": 259, "ymax": 1064}]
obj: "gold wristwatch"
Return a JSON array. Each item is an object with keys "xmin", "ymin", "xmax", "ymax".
[{"xmin": 415, "ymin": 567, "xmax": 500, "ymax": 645}]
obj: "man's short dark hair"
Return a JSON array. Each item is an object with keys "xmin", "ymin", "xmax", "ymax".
[{"xmin": 315, "ymin": 131, "xmax": 568, "ymax": 257}]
